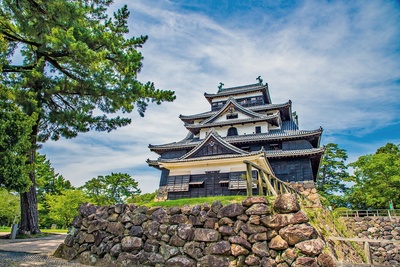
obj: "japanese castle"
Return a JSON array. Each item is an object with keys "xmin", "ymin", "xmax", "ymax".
[{"xmin": 148, "ymin": 78, "xmax": 324, "ymax": 200}]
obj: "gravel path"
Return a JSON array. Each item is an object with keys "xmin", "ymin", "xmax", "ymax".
[
  {"xmin": 0, "ymin": 234, "xmax": 87, "ymax": 266},
  {"xmin": 0, "ymin": 251, "xmax": 87, "ymax": 266}
]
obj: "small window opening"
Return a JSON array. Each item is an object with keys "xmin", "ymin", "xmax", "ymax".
[
  {"xmin": 226, "ymin": 113, "xmax": 238, "ymax": 120},
  {"xmin": 270, "ymin": 144, "xmax": 279, "ymax": 150},
  {"xmin": 227, "ymin": 127, "xmax": 238, "ymax": 136}
]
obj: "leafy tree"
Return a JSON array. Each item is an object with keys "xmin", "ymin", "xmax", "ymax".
[
  {"xmin": 36, "ymin": 153, "xmax": 73, "ymax": 201},
  {"xmin": 0, "ymin": 34, "xmax": 35, "ymax": 192},
  {"xmin": 45, "ymin": 189, "xmax": 90, "ymax": 228},
  {"xmin": 81, "ymin": 173, "xmax": 141, "ymax": 205},
  {"xmin": 0, "ymin": 0, "xmax": 175, "ymax": 233},
  {"xmin": 317, "ymin": 143, "xmax": 349, "ymax": 207},
  {"xmin": 35, "ymin": 153, "xmax": 74, "ymax": 227},
  {"xmin": 0, "ymin": 188, "xmax": 20, "ymax": 225},
  {"xmin": 128, "ymin": 191, "xmax": 157, "ymax": 204},
  {"xmin": 347, "ymin": 143, "xmax": 400, "ymax": 209}
]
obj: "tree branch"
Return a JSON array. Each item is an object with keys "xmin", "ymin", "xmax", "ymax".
[
  {"xmin": 2, "ymin": 64, "xmax": 37, "ymax": 72},
  {"xmin": 44, "ymin": 56, "xmax": 79, "ymax": 81},
  {"xmin": 0, "ymin": 29, "xmax": 41, "ymax": 47}
]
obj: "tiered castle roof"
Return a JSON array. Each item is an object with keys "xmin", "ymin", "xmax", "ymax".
[{"xmin": 148, "ymin": 80, "xmax": 323, "ymax": 181}]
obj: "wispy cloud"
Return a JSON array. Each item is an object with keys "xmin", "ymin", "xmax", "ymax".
[{"xmin": 42, "ymin": 0, "xmax": 400, "ymax": 192}]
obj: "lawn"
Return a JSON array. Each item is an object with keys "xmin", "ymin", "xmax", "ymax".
[
  {"xmin": 135, "ymin": 195, "xmax": 274, "ymax": 208},
  {"xmin": 0, "ymin": 226, "xmax": 67, "ymax": 234}
]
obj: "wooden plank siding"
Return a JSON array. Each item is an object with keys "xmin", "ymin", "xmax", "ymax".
[{"xmin": 166, "ymin": 171, "xmax": 258, "ymax": 200}]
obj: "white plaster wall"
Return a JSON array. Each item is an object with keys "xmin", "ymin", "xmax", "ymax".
[
  {"xmin": 213, "ymin": 111, "xmax": 252, "ymax": 123},
  {"xmin": 199, "ymin": 122, "xmax": 269, "ymax": 139}
]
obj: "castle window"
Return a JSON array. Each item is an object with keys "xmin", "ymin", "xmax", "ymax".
[
  {"xmin": 255, "ymin": 126, "xmax": 261, "ymax": 134},
  {"xmin": 227, "ymin": 127, "xmax": 238, "ymax": 136},
  {"xmin": 270, "ymin": 143, "xmax": 280, "ymax": 150},
  {"xmin": 226, "ymin": 113, "xmax": 238, "ymax": 120}
]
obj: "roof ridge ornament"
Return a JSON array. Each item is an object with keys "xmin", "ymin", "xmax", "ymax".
[
  {"xmin": 218, "ymin": 82, "xmax": 224, "ymax": 92},
  {"xmin": 256, "ymin": 76, "xmax": 263, "ymax": 85}
]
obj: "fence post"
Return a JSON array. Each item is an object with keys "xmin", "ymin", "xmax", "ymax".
[
  {"xmin": 257, "ymin": 170, "xmax": 264, "ymax": 196},
  {"xmin": 246, "ymin": 162, "xmax": 253, "ymax": 197},
  {"xmin": 364, "ymin": 241, "xmax": 372, "ymax": 264}
]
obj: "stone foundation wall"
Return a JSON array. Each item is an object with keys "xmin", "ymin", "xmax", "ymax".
[
  {"xmin": 290, "ymin": 181, "xmax": 321, "ymax": 207},
  {"xmin": 345, "ymin": 217, "xmax": 400, "ymax": 266},
  {"xmin": 55, "ymin": 194, "xmax": 336, "ymax": 267}
]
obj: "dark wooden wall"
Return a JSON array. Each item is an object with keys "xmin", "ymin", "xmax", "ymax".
[
  {"xmin": 269, "ymin": 157, "xmax": 313, "ymax": 182},
  {"xmin": 166, "ymin": 171, "xmax": 258, "ymax": 200}
]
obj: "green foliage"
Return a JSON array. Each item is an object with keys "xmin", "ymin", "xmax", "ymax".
[
  {"xmin": 34, "ymin": 152, "xmax": 74, "ymax": 228},
  {"xmin": 127, "ymin": 191, "xmax": 157, "ymax": 205},
  {"xmin": 1, "ymin": 0, "xmax": 175, "ymax": 233},
  {"xmin": 346, "ymin": 143, "xmax": 400, "ymax": 209},
  {"xmin": 317, "ymin": 143, "xmax": 349, "ymax": 207},
  {"xmin": 45, "ymin": 189, "xmax": 90, "ymax": 228},
  {"xmin": 36, "ymin": 153, "xmax": 74, "ymax": 202},
  {"xmin": 140, "ymin": 195, "xmax": 249, "ymax": 208},
  {"xmin": 0, "ymin": 86, "xmax": 36, "ymax": 192},
  {"xmin": 1, "ymin": 0, "xmax": 175, "ymax": 142},
  {"xmin": 0, "ymin": 188, "xmax": 19, "ymax": 225},
  {"xmin": 81, "ymin": 172, "xmax": 141, "ymax": 205}
]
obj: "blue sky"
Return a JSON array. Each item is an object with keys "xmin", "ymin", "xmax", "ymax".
[{"xmin": 42, "ymin": 0, "xmax": 400, "ymax": 193}]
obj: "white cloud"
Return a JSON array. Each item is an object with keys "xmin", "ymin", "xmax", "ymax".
[{"xmin": 42, "ymin": 0, "xmax": 400, "ymax": 193}]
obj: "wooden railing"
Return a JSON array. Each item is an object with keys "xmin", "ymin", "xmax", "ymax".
[
  {"xmin": 329, "ymin": 237, "xmax": 400, "ymax": 265},
  {"xmin": 243, "ymin": 160, "xmax": 304, "ymax": 200},
  {"xmin": 335, "ymin": 209, "xmax": 400, "ymax": 218}
]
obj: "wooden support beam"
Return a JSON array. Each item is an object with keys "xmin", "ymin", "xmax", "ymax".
[
  {"xmin": 265, "ymin": 174, "xmax": 277, "ymax": 196},
  {"xmin": 257, "ymin": 170, "xmax": 264, "ymax": 196},
  {"xmin": 246, "ymin": 163, "xmax": 253, "ymax": 197},
  {"xmin": 364, "ymin": 242, "xmax": 372, "ymax": 264}
]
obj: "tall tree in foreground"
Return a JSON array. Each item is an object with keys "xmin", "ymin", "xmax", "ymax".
[
  {"xmin": 0, "ymin": 0, "xmax": 175, "ymax": 234},
  {"xmin": 317, "ymin": 143, "xmax": 349, "ymax": 207},
  {"xmin": 347, "ymin": 143, "xmax": 400, "ymax": 209}
]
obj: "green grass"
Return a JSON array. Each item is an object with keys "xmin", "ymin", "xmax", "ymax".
[
  {"xmin": 0, "ymin": 227, "xmax": 67, "ymax": 234},
  {"xmin": 137, "ymin": 195, "xmax": 250, "ymax": 208},
  {"xmin": 0, "ymin": 226, "xmax": 11, "ymax": 233},
  {"xmin": 41, "ymin": 229, "xmax": 68, "ymax": 234}
]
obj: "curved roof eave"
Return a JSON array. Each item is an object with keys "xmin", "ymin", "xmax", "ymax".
[{"xmin": 149, "ymin": 128, "xmax": 323, "ymax": 152}]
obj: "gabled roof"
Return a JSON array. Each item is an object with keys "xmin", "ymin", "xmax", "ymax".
[
  {"xmin": 148, "ymin": 124, "xmax": 323, "ymax": 153},
  {"xmin": 204, "ymin": 83, "xmax": 272, "ymax": 104},
  {"xmin": 178, "ymin": 129, "xmax": 248, "ymax": 160},
  {"xmin": 201, "ymin": 97, "xmax": 265, "ymax": 124},
  {"xmin": 179, "ymin": 101, "xmax": 292, "ymax": 124},
  {"xmin": 184, "ymin": 114, "xmax": 280, "ymax": 135},
  {"xmin": 183, "ymin": 98, "xmax": 281, "ymax": 135}
]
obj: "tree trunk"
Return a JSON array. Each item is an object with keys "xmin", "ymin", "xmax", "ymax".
[
  {"xmin": 19, "ymin": 180, "xmax": 40, "ymax": 234},
  {"xmin": 18, "ymin": 129, "xmax": 40, "ymax": 234}
]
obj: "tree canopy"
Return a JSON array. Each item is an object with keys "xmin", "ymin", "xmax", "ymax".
[
  {"xmin": 0, "ymin": 0, "xmax": 175, "ymax": 234},
  {"xmin": 81, "ymin": 172, "xmax": 141, "ymax": 205},
  {"xmin": 45, "ymin": 189, "xmax": 90, "ymax": 228},
  {"xmin": 317, "ymin": 143, "xmax": 349, "ymax": 207},
  {"xmin": 36, "ymin": 153, "xmax": 73, "ymax": 201},
  {"xmin": 347, "ymin": 143, "xmax": 400, "ymax": 209},
  {"xmin": 0, "ymin": 188, "xmax": 19, "ymax": 225}
]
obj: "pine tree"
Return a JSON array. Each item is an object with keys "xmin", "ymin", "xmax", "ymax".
[{"xmin": 0, "ymin": 0, "xmax": 175, "ymax": 234}]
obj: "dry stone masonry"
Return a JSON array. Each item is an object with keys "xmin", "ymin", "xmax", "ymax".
[
  {"xmin": 344, "ymin": 217, "xmax": 400, "ymax": 266},
  {"xmin": 55, "ymin": 194, "xmax": 336, "ymax": 267}
]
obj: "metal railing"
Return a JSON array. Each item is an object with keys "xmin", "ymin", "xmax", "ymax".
[{"xmin": 335, "ymin": 209, "xmax": 400, "ymax": 217}]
